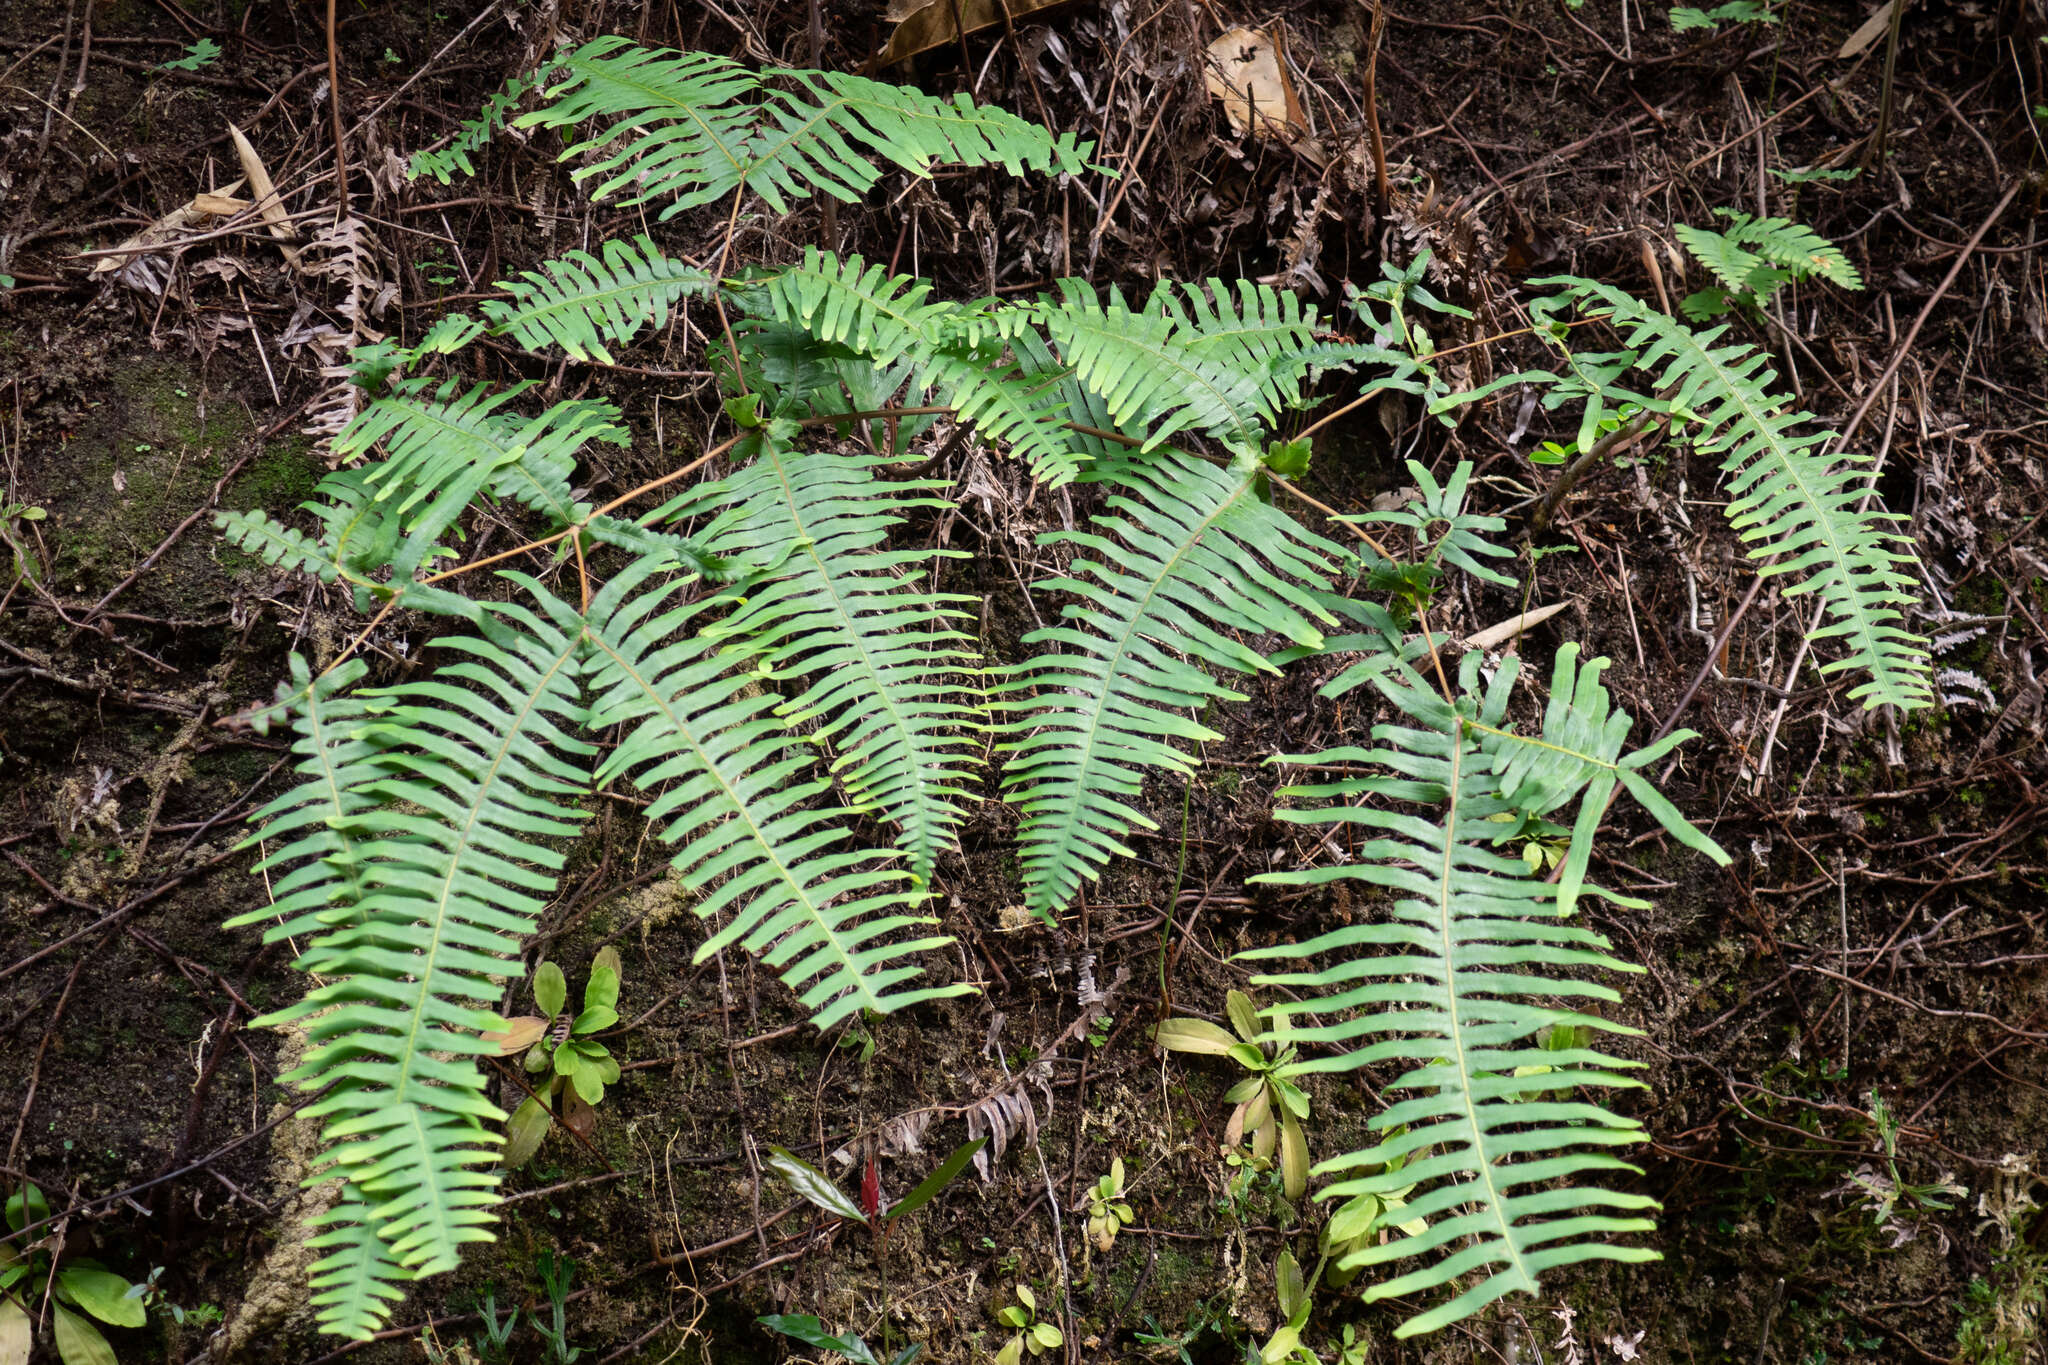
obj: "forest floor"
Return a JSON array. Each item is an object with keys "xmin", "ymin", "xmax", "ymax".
[{"xmin": 3, "ymin": 1, "xmax": 2047, "ymax": 1363}]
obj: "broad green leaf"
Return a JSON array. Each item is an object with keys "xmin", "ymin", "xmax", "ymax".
[
  {"xmin": 56, "ymin": 1270, "xmax": 145, "ymax": 1328},
  {"xmin": 766, "ymin": 1147, "xmax": 866, "ymax": 1224},
  {"xmin": 1151, "ymin": 1019, "xmax": 1237, "ymax": 1056},
  {"xmin": 756, "ymin": 1314, "xmax": 880, "ymax": 1365},
  {"xmin": 51, "ymin": 1303, "xmax": 117, "ymax": 1365},
  {"xmin": 501, "ymin": 1093, "xmax": 553, "ymax": 1170},
  {"xmin": 534, "ymin": 962, "xmax": 568, "ymax": 1017}
]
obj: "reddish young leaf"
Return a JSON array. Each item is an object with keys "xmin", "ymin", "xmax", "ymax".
[{"xmin": 860, "ymin": 1154, "xmax": 882, "ymax": 1220}]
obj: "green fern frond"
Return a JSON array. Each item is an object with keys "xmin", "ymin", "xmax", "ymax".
[
  {"xmin": 303, "ymin": 1194, "xmax": 410, "ymax": 1341},
  {"xmin": 1027, "ymin": 279, "xmax": 1292, "ymax": 453},
  {"xmin": 1150, "ymin": 277, "xmax": 1322, "ymax": 411},
  {"xmin": 1716, "ymin": 210, "xmax": 1861, "ymax": 290},
  {"xmin": 409, "ymin": 65, "xmax": 554, "ymax": 183},
  {"xmin": 995, "ymin": 450, "xmax": 1347, "ymax": 920},
  {"xmin": 662, "ymin": 437, "xmax": 987, "ymax": 885},
  {"xmin": 479, "ymin": 234, "xmax": 712, "ymax": 363},
  {"xmin": 583, "ymin": 553, "xmax": 977, "ymax": 1030},
  {"xmin": 752, "ymin": 247, "xmax": 1085, "ymax": 483},
  {"xmin": 228, "ymin": 597, "xmax": 595, "ymax": 1337},
  {"xmin": 518, "ymin": 36, "xmax": 1091, "ymax": 216},
  {"xmin": 217, "ymin": 507, "xmax": 341, "ymax": 581},
  {"xmin": 1540, "ymin": 280, "xmax": 1931, "ymax": 709},
  {"xmin": 1244, "ymin": 648, "xmax": 1707, "ymax": 1337}
]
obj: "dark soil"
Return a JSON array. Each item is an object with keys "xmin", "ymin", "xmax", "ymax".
[{"xmin": 3, "ymin": 2, "xmax": 2046, "ymax": 1364}]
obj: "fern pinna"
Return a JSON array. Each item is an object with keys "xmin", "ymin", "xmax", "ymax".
[{"xmin": 214, "ymin": 35, "xmax": 1934, "ymax": 1344}]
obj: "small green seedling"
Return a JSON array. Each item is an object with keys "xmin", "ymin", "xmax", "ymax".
[
  {"xmin": 757, "ymin": 1314, "xmax": 922, "ymax": 1365},
  {"xmin": 485, "ymin": 950, "xmax": 624, "ymax": 1169},
  {"xmin": 533, "ymin": 1252, "xmax": 579, "ymax": 1365},
  {"xmin": 1153, "ymin": 990, "xmax": 1311, "ymax": 1199},
  {"xmin": 1083, "ymin": 1158, "xmax": 1134, "ymax": 1252},
  {"xmin": 2, "ymin": 1183, "xmax": 148, "ymax": 1365},
  {"xmin": 992, "ymin": 1284, "xmax": 1062, "ymax": 1365},
  {"xmin": 1, "ymin": 501, "xmax": 47, "ymax": 589}
]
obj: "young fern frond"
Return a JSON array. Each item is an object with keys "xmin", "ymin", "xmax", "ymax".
[
  {"xmin": 1244, "ymin": 647, "xmax": 1724, "ymax": 1337},
  {"xmin": 228, "ymin": 595, "xmax": 595, "ymax": 1338},
  {"xmin": 516, "ymin": 36, "xmax": 1092, "ymax": 216},
  {"xmin": 995, "ymin": 449, "xmax": 1347, "ymax": 921},
  {"xmin": 662, "ymin": 438, "xmax": 987, "ymax": 886},
  {"xmin": 478, "ymin": 233, "xmax": 713, "ymax": 363},
  {"xmin": 582, "ymin": 553, "xmax": 977, "ymax": 1030},
  {"xmin": 1540, "ymin": 280, "xmax": 1932, "ymax": 709}
]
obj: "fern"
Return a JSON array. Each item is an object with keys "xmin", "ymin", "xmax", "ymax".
[
  {"xmin": 995, "ymin": 449, "xmax": 1347, "ymax": 920},
  {"xmin": 228, "ymin": 593, "xmax": 593, "ymax": 1334},
  {"xmin": 747, "ymin": 246, "xmax": 1086, "ymax": 483},
  {"xmin": 1022, "ymin": 279, "xmax": 1308, "ymax": 454},
  {"xmin": 660, "ymin": 437, "xmax": 986, "ymax": 885},
  {"xmin": 217, "ymin": 38, "xmax": 1936, "ymax": 1342},
  {"xmin": 1675, "ymin": 210, "xmax": 1860, "ymax": 319},
  {"xmin": 582, "ymin": 552, "xmax": 976, "ymax": 1028},
  {"xmin": 409, "ymin": 65, "xmax": 554, "ymax": 184},
  {"xmin": 478, "ymin": 233, "xmax": 712, "ymax": 363},
  {"xmin": 1539, "ymin": 279, "xmax": 1931, "ymax": 709},
  {"xmin": 516, "ymin": 36, "xmax": 1092, "ymax": 216},
  {"xmin": 1244, "ymin": 646, "xmax": 1727, "ymax": 1337}
]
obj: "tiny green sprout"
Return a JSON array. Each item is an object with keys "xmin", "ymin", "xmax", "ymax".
[
  {"xmin": 1152, "ymin": 990, "xmax": 1310, "ymax": 1200},
  {"xmin": 484, "ymin": 949, "xmax": 625, "ymax": 1169},
  {"xmin": 993, "ymin": 1284, "xmax": 1062, "ymax": 1365},
  {"xmin": 1083, "ymin": 1158, "xmax": 1134, "ymax": 1252}
]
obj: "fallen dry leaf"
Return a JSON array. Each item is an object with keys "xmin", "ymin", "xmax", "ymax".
[
  {"xmin": 1203, "ymin": 26, "xmax": 1308, "ymax": 143},
  {"xmin": 877, "ymin": 0, "xmax": 1074, "ymax": 68}
]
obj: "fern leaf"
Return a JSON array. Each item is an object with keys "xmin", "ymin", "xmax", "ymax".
[
  {"xmin": 520, "ymin": 37, "xmax": 1090, "ymax": 216},
  {"xmin": 217, "ymin": 507, "xmax": 340, "ymax": 581},
  {"xmin": 480, "ymin": 234, "xmax": 712, "ymax": 363},
  {"xmin": 753, "ymin": 247, "xmax": 1086, "ymax": 483},
  {"xmin": 303, "ymin": 1194, "xmax": 410, "ymax": 1341},
  {"xmin": 409, "ymin": 65, "xmax": 553, "ymax": 183},
  {"xmin": 1028, "ymin": 279, "xmax": 1283, "ymax": 453},
  {"xmin": 666, "ymin": 438, "xmax": 987, "ymax": 885},
  {"xmin": 1540, "ymin": 280, "xmax": 1931, "ymax": 709},
  {"xmin": 995, "ymin": 450, "xmax": 1347, "ymax": 920},
  {"xmin": 230, "ymin": 598, "xmax": 595, "ymax": 1336},
  {"xmin": 584, "ymin": 553, "xmax": 977, "ymax": 1030},
  {"xmin": 1717, "ymin": 210, "xmax": 1861, "ymax": 290},
  {"xmin": 1244, "ymin": 649, "xmax": 1685, "ymax": 1337}
]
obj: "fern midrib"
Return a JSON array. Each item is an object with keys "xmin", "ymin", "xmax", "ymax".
[
  {"xmin": 1022, "ymin": 467, "xmax": 1248, "ymax": 909},
  {"xmin": 585, "ymin": 624, "xmax": 894, "ymax": 1015},
  {"xmin": 1430, "ymin": 724, "xmax": 1532, "ymax": 1291},
  {"xmin": 760, "ymin": 453, "xmax": 946, "ymax": 865}
]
